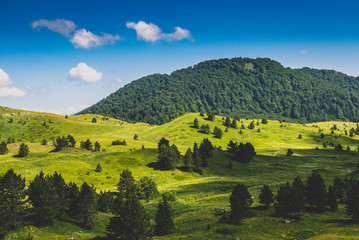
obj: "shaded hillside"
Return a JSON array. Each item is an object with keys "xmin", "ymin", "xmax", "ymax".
[{"xmin": 82, "ymin": 58, "xmax": 359, "ymax": 124}]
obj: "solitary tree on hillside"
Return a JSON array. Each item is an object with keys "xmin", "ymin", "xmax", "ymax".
[
  {"xmin": 287, "ymin": 148, "xmax": 294, "ymax": 156},
  {"xmin": 207, "ymin": 111, "xmax": 215, "ymax": 121},
  {"xmin": 224, "ymin": 117, "xmax": 231, "ymax": 127},
  {"xmin": 18, "ymin": 143, "xmax": 29, "ymax": 157},
  {"xmin": 92, "ymin": 118, "xmax": 97, "ymax": 123},
  {"xmin": 93, "ymin": 141, "xmax": 101, "ymax": 152}
]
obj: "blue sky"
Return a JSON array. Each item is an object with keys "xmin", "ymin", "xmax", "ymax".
[{"xmin": 1, "ymin": 0, "xmax": 359, "ymax": 114}]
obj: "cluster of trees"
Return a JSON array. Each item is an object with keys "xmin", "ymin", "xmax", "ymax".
[
  {"xmin": 193, "ymin": 118, "xmax": 223, "ymax": 138},
  {"xmin": 227, "ymin": 141, "xmax": 256, "ymax": 162},
  {"xmin": 0, "ymin": 168, "xmax": 174, "ymax": 239},
  {"xmin": 80, "ymin": 139, "xmax": 101, "ymax": 152},
  {"xmin": 224, "ymin": 117, "xmax": 238, "ymax": 129},
  {"xmin": 82, "ymin": 57, "xmax": 359, "ymax": 124},
  {"xmin": 53, "ymin": 135, "xmax": 76, "ymax": 151},
  {"xmin": 156, "ymin": 137, "xmax": 214, "ymax": 174},
  {"xmin": 227, "ymin": 172, "xmax": 359, "ymax": 224},
  {"xmin": 112, "ymin": 140, "xmax": 127, "ymax": 145}
]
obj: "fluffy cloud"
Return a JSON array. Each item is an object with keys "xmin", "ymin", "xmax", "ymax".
[
  {"xmin": 22, "ymin": 104, "xmax": 89, "ymax": 115},
  {"xmin": 32, "ymin": 19, "xmax": 120, "ymax": 49},
  {"xmin": 70, "ymin": 29, "xmax": 120, "ymax": 49},
  {"xmin": 0, "ymin": 68, "xmax": 26, "ymax": 97},
  {"xmin": 0, "ymin": 68, "xmax": 12, "ymax": 87},
  {"xmin": 0, "ymin": 87, "xmax": 26, "ymax": 97},
  {"xmin": 68, "ymin": 63, "xmax": 103, "ymax": 83},
  {"xmin": 31, "ymin": 19, "xmax": 76, "ymax": 37},
  {"xmin": 126, "ymin": 21, "xmax": 192, "ymax": 42}
]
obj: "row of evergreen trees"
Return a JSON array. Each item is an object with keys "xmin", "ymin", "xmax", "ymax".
[
  {"xmin": 227, "ymin": 172, "xmax": 359, "ymax": 224},
  {"xmin": 0, "ymin": 169, "xmax": 175, "ymax": 239},
  {"xmin": 156, "ymin": 138, "xmax": 214, "ymax": 173}
]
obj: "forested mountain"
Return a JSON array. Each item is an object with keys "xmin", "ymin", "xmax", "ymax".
[{"xmin": 81, "ymin": 58, "xmax": 359, "ymax": 124}]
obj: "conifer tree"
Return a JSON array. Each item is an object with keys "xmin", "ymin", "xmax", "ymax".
[
  {"xmin": 306, "ymin": 172, "xmax": 327, "ymax": 212},
  {"xmin": 224, "ymin": 117, "xmax": 231, "ymax": 127},
  {"xmin": 107, "ymin": 169, "xmax": 152, "ymax": 240},
  {"xmin": 193, "ymin": 118, "xmax": 199, "ymax": 129},
  {"xmin": 231, "ymin": 119, "xmax": 238, "ymax": 129},
  {"xmin": 95, "ymin": 163, "xmax": 103, "ymax": 173},
  {"xmin": 0, "ymin": 141, "xmax": 8, "ymax": 155},
  {"xmin": 0, "ymin": 169, "xmax": 26, "ymax": 232},
  {"xmin": 207, "ymin": 111, "xmax": 215, "ymax": 121},
  {"xmin": 274, "ymin": 182, "xmax": 292, "ymax": 217},
  {"xmin": 155, "ymin": 194, "xmax": 175, "ymax": 236},
  {"xmin": 345, "ymin": 180, "xmax": 359, "ymax": 219},
  {"xmin": 28, "ymin": 171, "xmax": 61, "ymax": 226},
  {"xmin": 327, "ymin": 185, "xmax": 337, "ymax": 211},
  {"xmin": 50, "ymin": 172, "xmax": 68, "ymax": 218},
  {"xmin": 93, "ymin": 141, "xmax": 101, "ymax": 152},
  {"xmin": 259, "ymin": 184, "xmax": 274, "ymax": 208},
  {"xmin": 229, "ymin": 183, "xmax": 252, "ymax": 224},
  {"xmin": 78, "ymin": 182, "xmax": 96, "ymax": 229},
  {"xmin": 184, "ymin": 148, "xmax": 193, "ymax": 172},
  {"xmin": 199, "ymin": 138, "xmax": 214, "ymax": 167},
  {"xmin": 137, "ymin": 176, "xmax": 159, "ymax": 202},
  {"xmin": 192, "ymin": 142, "xmax": 201, "ymax": 168},
  {"xmin": 66, "ymin": 182, "xmax": 80, "ymax": 218},
  {"xmin": 67, "ymin": 135, "xmax": 76, "ymax": 147},
  {"xmin": 18, "ymin": 143, "xmax": 29, "ymax": 157}
]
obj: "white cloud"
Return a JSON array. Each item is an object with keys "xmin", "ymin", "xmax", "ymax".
[
  {"xmin": 68, "ymin": 63, "xmax": 103, "ymax": 83},
  {"xmin": 0, "ymin": 68, "xmax": 12, "ymax": 87},
  {"xmin": 0, "ymin": 87, "xmax": 26, "ymax": 97},
  {"xmin": 0, "ymin": 68, "xmax": 26, "ymax": 97},
  {"xmin": 164, "ymin": 27, "xmax": 192, "ymax": 42},
  {"xmin": 31, "ymin": 19, "xmax": 76, "ymax": 37},
  {"xmin": 126, "ymin": 21, "xmax": 192, "ymax": 42},
  {"xmin": 70, "ymin": 29, "xmax": 120, "ymax": 49},
  {"xmin": 32, "ymin": 19, "xmax": 120, "ymax": 49},
  {"xmin": 301, "ymin": 50, "xmax": 308, "ymax": 55}
]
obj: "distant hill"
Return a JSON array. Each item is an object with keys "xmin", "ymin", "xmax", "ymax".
[{"xmin": 81, "ymin": 57, "xmax": 359, "ymax": 124}]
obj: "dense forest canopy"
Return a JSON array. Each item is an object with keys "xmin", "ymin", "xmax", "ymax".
[{"xmin": 81, "ymin": 57, "xmax": 359, "ymax": 124}]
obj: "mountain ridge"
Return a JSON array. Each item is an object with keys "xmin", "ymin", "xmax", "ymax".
[{"xmin": 81, "ymin": 57, "xmax": 359, "ymax": 124}]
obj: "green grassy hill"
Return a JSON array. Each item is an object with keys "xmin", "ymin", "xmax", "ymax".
[{"xmin": 1, "ymin": 106, "xmax": 359, "ymax": 239}]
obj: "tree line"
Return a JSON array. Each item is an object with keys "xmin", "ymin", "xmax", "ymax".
[{"xmin": 0, "ymin": 169, "xmax": 176, "ymax": 239}]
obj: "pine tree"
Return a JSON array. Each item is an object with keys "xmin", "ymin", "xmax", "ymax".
[
  {"xmin": 231, "ymin": 119, "xmax": 238, "ymax": 129},
  {"xmin": 93, "ymin": 141, "xmax": 101, "ymax": 152},
  {"xmin": 207, "ymin": 111, "xmax": 215, "ymax": 121},
  {"xmin": 18, "ymin": 143, "xmax": 29, "ymax": 157},
  {"xmin": 78, "ymin": 182, "xmax": 96, "ymax": 229},
  {"xmin": 81, "ymin": 139, "xmax": 93, "ymax": 151},
  {"xmin": 134, "ymin": 134, "xmax": 139, "ymax": 140},
  {"xmin": 345, "ymin": 180, "xmax": 359, "ymax": 219},
  {"xmin": 137, "ymin": 176, "xmax": 159, "ymax": 202},
  {"xmin": 92, "ymin": 117, "xmax": 97, "ymax": 123},
  {"xmin": 0, "ymin": 169, "xmax": 26, "ymax": 232},
  {"xmin": 248, "ymin": 121, "xmax": 255, "ymax": 129},
  {"xmin": 67, "ymin": 135, "xmax": 76, "ymax": 147},
  {"xmin": 193, "ymin": 118, "xmax": 199, "ymax": 129},
  {"xmin": 199, "ymin": 138, "xmax": 214, "ymax": 167},
  {"xmin": 66, "ymin": 182, "xmax": 80, "ymax": 218},
  {"xmin": 158, "ymin": 137, "xmax": 170, "ymax": 149},
  {"xmin": 155, "ymin": 194, "xmax": 175, "ymax": 236},
  {"xmin": 50, "ymin": 172, "xmax": 68, "ymax": 218},
  {"xmin": 306, "ymin": 172, "xmax": 327, "ymax": 212},
  {"xmin": 333, "ymin": 176, "xmax": 344, "ymax": 203},
  {"xmin": 274, "ymin": 182, "xmax": 292, "ymax": 217},
  {"xmin": 287, "ymin": 148, "xmax": 294, "ymax": 156},
  {"xmin": 157, "ymin": 144, "xmax": 180, "ymax": 170},
  {"xmin": 224, "ymin": 117, "xmax": 231, "ymax": 127},
  {"xmin": 327, "ymin": 185, "xmax": 337, "ymax": 211},
  {"xmin": 192, "ymin": 142, "xmax": 201, "ymax": 167},
  {"xmin": 259, "ymin": 184, "xmax": 274, "ymax": 208},
  {"xmin": 0, "ymin": 141, "xmax": 9, "ymax": 155},
  {"xmin": 28, "ymin": 171, "xmax": 61, "ymax": 226},
  {"xmin": 184, "ymin": 148, "xmax": 193, "ymax": 172},
  {"xmin": 229, "ymin": 183, "xmax": 252, "ymax": 224},
  {"xmin": 95, "ymin": 163, "xmax": 103, "ymax": 172},
  {"xmin": 107, "ymin": 169, "xmax": 152, "ymax": 240}
]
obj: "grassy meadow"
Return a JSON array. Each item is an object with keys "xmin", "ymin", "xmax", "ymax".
[{"xmin": 1, "ymin": 106, "xmax": 359, "ymax": 239}]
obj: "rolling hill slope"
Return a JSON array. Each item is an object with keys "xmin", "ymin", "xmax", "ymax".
[{"xmin": 81, "ymin": 57, "xmax": 359, "ymax": 124}]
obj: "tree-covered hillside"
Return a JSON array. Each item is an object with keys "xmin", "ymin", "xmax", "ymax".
[{"xmin": 82, "ymin": 58, "xmax": 359, "ymax": 124}]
